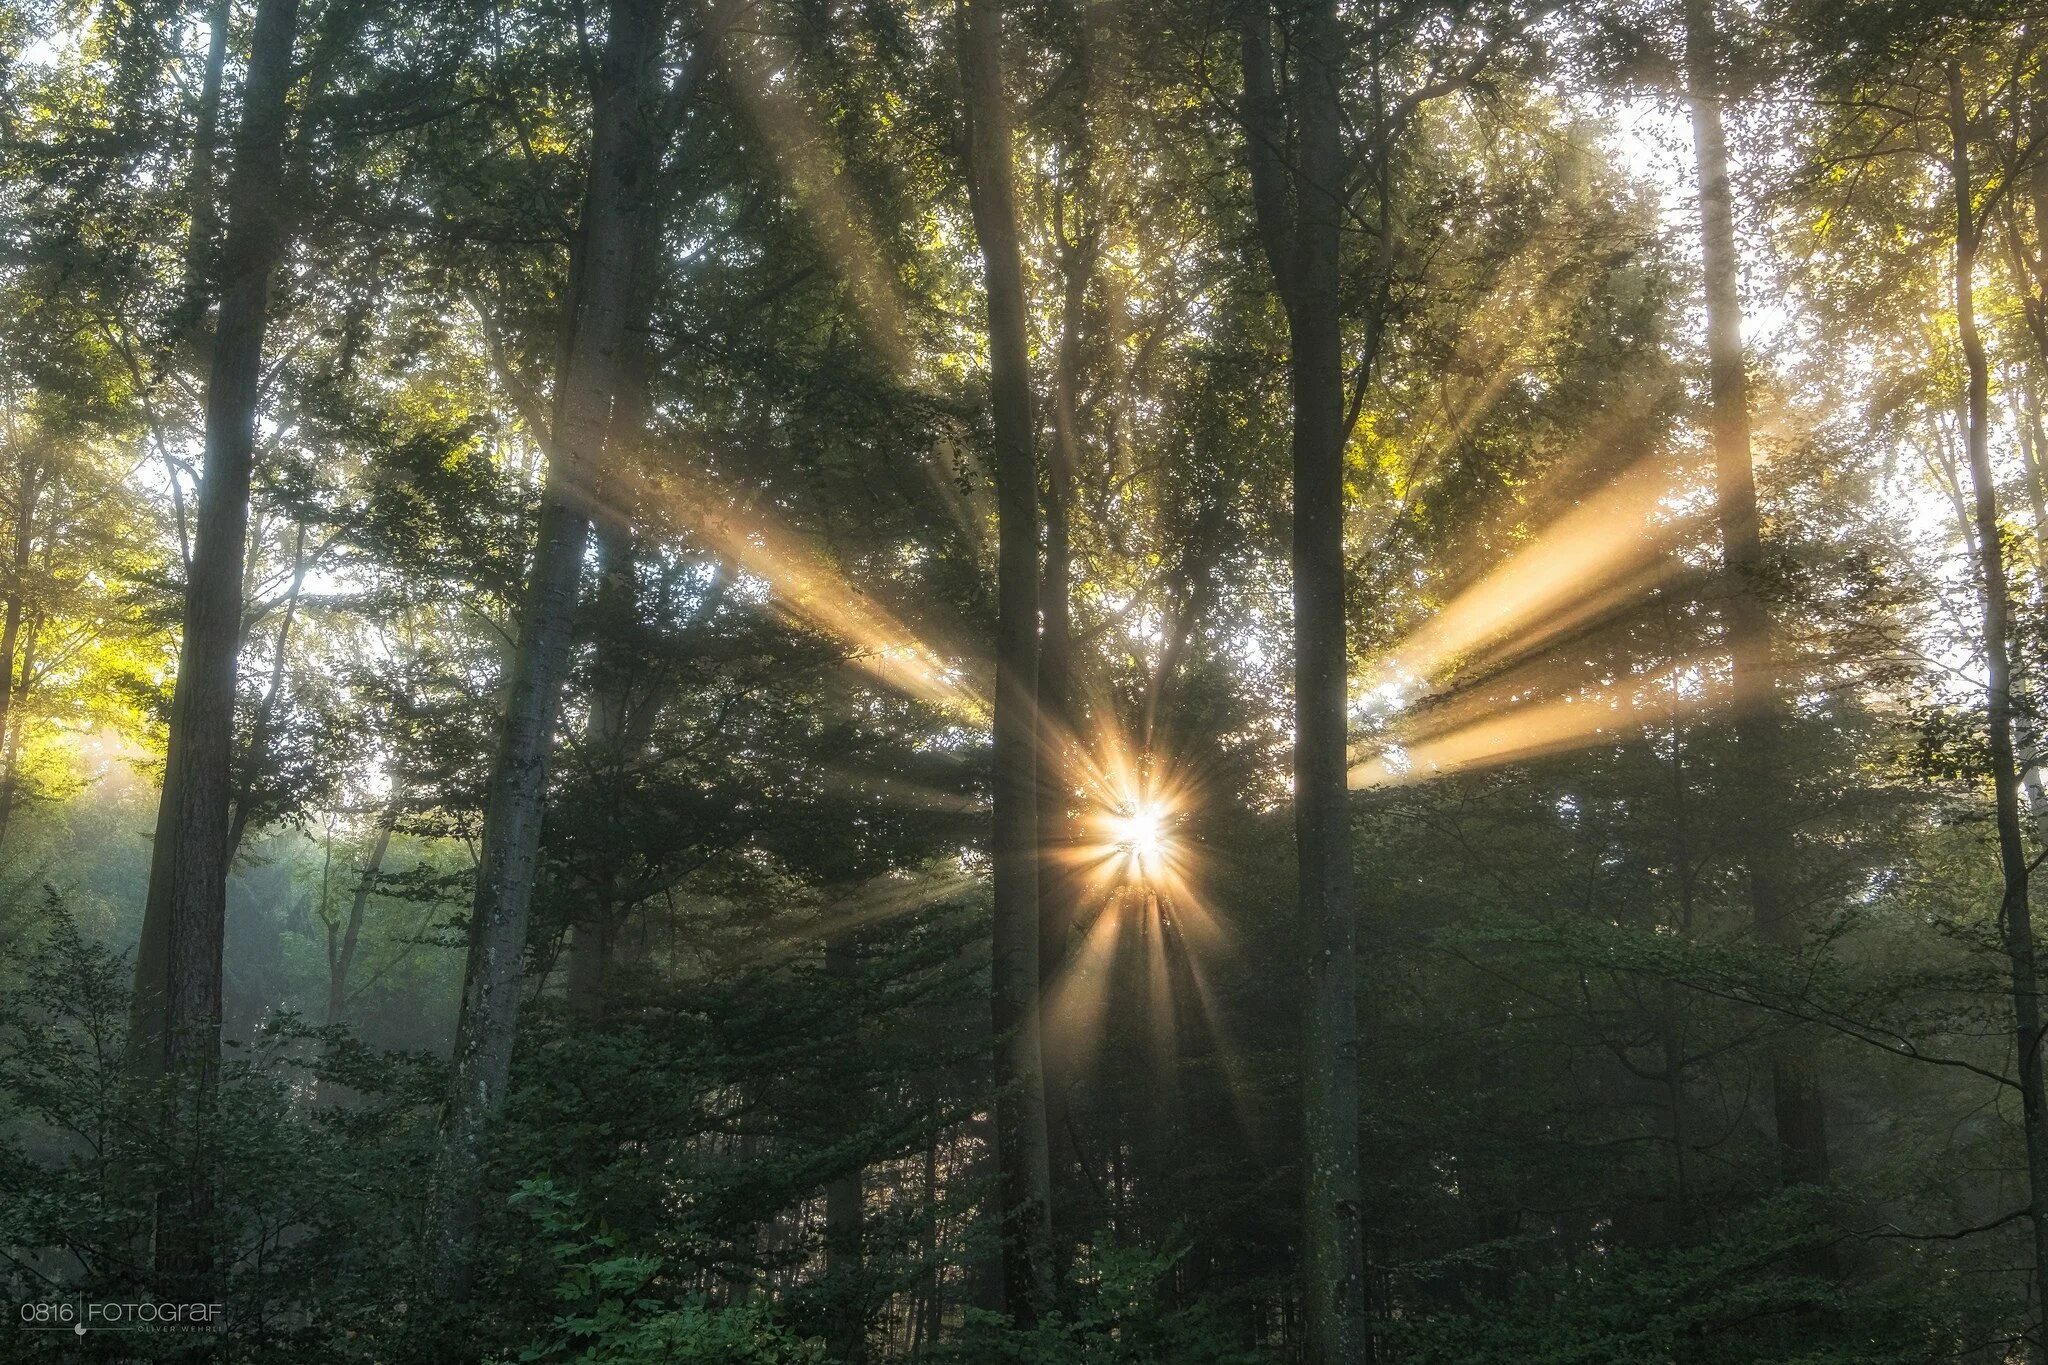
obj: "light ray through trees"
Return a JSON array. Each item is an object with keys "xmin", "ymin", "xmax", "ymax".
[{"xmin": 1350, "ymin": 448, "xmax": 1724, "ymax": 786}]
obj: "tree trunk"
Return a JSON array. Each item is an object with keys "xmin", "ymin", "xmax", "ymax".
[
  {"xmin": 0, "ymin": 453, "xmax": 44, "ymax": 853},
  {"xmin": 176, "ymin": 0, "xmax": 233, "ymax": 343},
  {"xmin": 0, "ymin": 610, "xmax": 39, "ymax": 850},
  {"xmin": 326, "ymin": 822, "xmax": 391, "ymax": 1029},
  {"xmin": 125, "ymin": 0, "xmax": 300, "ymax": 1291},
  {"xmin": 568, "ymin": 204, "xmax": 660, "ymax": 1020},
  {"xmin": 1039, "ymin": 128, "xmax": 1094, "ymax": 1190},
  {"xmin": 1684, "ymin": 0, "xmax": 1833, "ymax": 1200},
  {"xmin": 431, "ymin": 0, "xmax": 667, "ymax": 1300},
  {"xmin": 824, "ymin": 929, "xmax": 867, "ymax": 1363},
  {"xmin": 1947, "ymin": 58, "xmax": 2048, "ymax": 1348},
  {"xmin": 1237, "ymin": 3, "xmax": 1369, "ymax": 1359},
  {"xmin": 960, "ymin": 0, "xmax": 1054, "ymax": 1321},
  {"xmin": 130, "ymin": 0, "xmax": 299, "ymax": 1074}
]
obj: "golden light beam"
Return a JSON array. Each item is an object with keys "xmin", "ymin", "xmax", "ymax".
[
  {"xmin": 1349, "ymin": 654, "xmax": 1739, "ymax": 789},
  {"xmin": 707, "ymin": 1, "xmax": 913, "ymax": 372},
  {"xmin": 705, "ymin": 4, "xmax": 995, "ymax": 546},
  {"xmin": 577, "ymin": 452, "xmax": 987, "ymax": 719},
  {"xmin": 1141, "ymin": 891, "xmax": 1177, "ymax": 1065},
  {"xmin": 740, "ymin": 866, "xmax": 980, "ymax": 966},
  {"xmin": 1370, "ymin": 454, "xmax": 1687, "ymax": 695},
  {"xmin": 1407, "ymin": 247, "xmax": 1585, "ymax": 467},
  {"xmin": 1043, "ymin": 891, "xmax": 1129, "ymax": 1072}
]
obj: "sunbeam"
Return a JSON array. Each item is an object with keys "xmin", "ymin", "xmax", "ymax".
[
  {"xmin": 741, "ymin": 865, "xmax": 981, "ymax": 966},
  {"xmin": 578, "ymin": 451, "xmax": 987, "ymax": 719},
  {"xmin": 1350, "ymin": 652, "xmax": 1741, "ymax": 788},
  {"xmin": 1368, "ymin": 453, "xmax": 1691, "ymax": 697},
  {"xmin": 707, "ymin": 1, "xmax": 914, "ymax": 372}
]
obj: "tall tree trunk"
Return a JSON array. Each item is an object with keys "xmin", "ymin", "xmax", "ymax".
[
  {"xmin": 568, "ymin": 202, "xmax": 660, "ymax": 1020},
  {"xmin": 824, "ymin": 928, "xmax": 867, "ymax": 1363},
  {"xmin": 431, "ymin": 0, "xmax": 667, "ymax": 1299},
  {"xmin": 1237, "ymin": 3, "xmax": 1368, "ymax": 1359},
  {"xmin": 960, "ymin": 0, "xmax": 1054, "ymax": 1321},
  {"xmin": 1948, "ymin": 59, "xmax": 2048, "ymax": 1348},
  {"xmin": 0, "ymin": 454, "xmax": 44, "ymax": 853},
  {"xmin": 1684, "ymin": 0, "xmax": 1832, "ymax": 1199},
  {"xmin": 125, "ymin": 0, "xmax": 300, "ymax": 1291},
  {"xmin": 130, "ymin": 0, "xmax": 300, "ymax": 1076},
  {"xmin": 1039, "ymin": 128, "xmax": 1094, "ymax": 1188}
]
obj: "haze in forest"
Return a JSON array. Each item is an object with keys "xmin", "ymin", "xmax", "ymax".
[{"xmin": 0, "ymin": 1, "xmax": 2044, "ymax": 1362}]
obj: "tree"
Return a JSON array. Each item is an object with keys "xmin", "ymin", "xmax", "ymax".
[
  {"xmin": 431, "ymin": 0, "xmax": 673, "ymax": 1298},
  {"xmin": 1682, "ymin": 0, "xmax": 1831, "ymax": 1197},
  {"xmin": 1232, "ymin": 2, "xmax": 1367, "ymax": 1355},
  {"xmin": 126, "ymin": 0, "xmax": 302, "ymax": 1287},
  {"xmin": 959, "ymin": 0, "xmax": 1056, "ymax": 1320},
  {"xmin": 1942, "ymin": 50, "xmax": 2048, "ymax": 1342}
]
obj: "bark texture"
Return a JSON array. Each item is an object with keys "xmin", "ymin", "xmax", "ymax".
[
  {"xmin": 122, "ymin": 0, "xmax": 300, "ymax": 1290},
  {"xmin": 1038, "ymin": 111, "xmax": 1095, "ymax": 1178},
  {"xmin": 431, "ymin": 0, "xmax": 667, "ymax": 1299},
  {"xmin": 960, "ymin": 0, "xmax": 1055, "ymax": 1321},
  {"xmin": 130, "ymin": 0, "xmax": 300, "ymax": 1083}
]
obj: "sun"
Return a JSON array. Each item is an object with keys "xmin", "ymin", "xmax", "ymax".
[
  {"xmin": 1056, "ymin": 724, "xmax": 1199, "ymax": 899},
  {"xmin": 1110, "ymin": 804, "xmax": 1168, "ymax": 862}
]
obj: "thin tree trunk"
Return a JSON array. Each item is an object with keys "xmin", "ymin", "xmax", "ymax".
[
  {"xmin": 125, "ymin": 0, "xmax": 300, "ymax": 1292},
  {"xmin": 1948, "ymin": 59, "xmax": 2048, "ymax": 1351},
  {"xmin": 914, "ymin": 1131, "xmax": 940, "ymax": 1354},
  {"xmin": 567, "ymin": 201, "xmax": 660, "ymax": 1020},
  {"xmin": 565, "ymin": 458, "xmax": 638, "ymax": 1020},
  {"xmin": 960, "ymin": 0, "xmax": 1053, "ymax": 1321},
  {"xmin": 327, "ymin": 822, "xmax": 391, "ymax": 1029},
  {"xmin": 1237, "ymin": 3, "xmax": 1368, "ymax": 1359},
  {"xmin": 177, "ymin": 0, "xmax": 233, "ymax": 344},
  {"xmin": 0, "ymin": 454, "xmax": 43, "ymax": 853},
  {"xmin": 431, "ymin": 0, "xmax": 667, "ymax": 1300},
  {"xmin": 1684, "ymin": 0, "xmax": 1832, "ymax": 1200},
  {"xmin": 0, "ymin": 612, "xmax": 40, "ymax": 850},
  {"xmin": 1038, "ymin": 136, "xmax": 1093, "ymax": 1190},
  {"xmin": 824, "ymin": 928, "xmax": 867, "ymax": 1364}
]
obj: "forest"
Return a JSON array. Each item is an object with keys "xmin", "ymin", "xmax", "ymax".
[{"xmin": 3, "ymin": 0, "xmax": 2047, "ymax": 1360}]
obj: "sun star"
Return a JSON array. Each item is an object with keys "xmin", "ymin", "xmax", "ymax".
[{"xmin": 1111, "ymin": 804, "xmax": 1168, "ymax": 864}]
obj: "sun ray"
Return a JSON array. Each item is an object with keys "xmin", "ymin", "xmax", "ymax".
[
  {"xmin": 741, "ymin": 866, "xmax": 981, "ymax": 965},
  {"xmin": 1044, "ymin": 892, "xmax": 1130, "ymax": 1073},
  {"xmin": 1369, "ymin": 453, "xmax": 1690, "ymax": 696},
  {"xmin": 705, "ymin": 1, "xmax": 913, "ymax": 372},
  {"xmin": 577, "ymin": 451, "xmax": 987, "ymax": 719},
  {"xmin": 1350, "ymin": 652, "xmax": 1746, "ymax": 788},
  {"xmin": 703, "ymin": 4, "xmax": 996, "ymax": 545}
]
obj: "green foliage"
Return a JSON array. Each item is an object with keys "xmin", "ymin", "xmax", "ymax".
[
  {"xmin": 503, "ymin": 1179, "xmax": 825, "ymax": 1365},
  {"xmin": 1389, "ymin": 1198, "xmax": 2004, "ymax": 1365},
  {"xmin": 943, "ymin": 1241, "xmax": 1269, "ymax": 1365},
  {"xmin": 0, "ymin": 895, "xmax": 441, "ymax": 1361}
]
